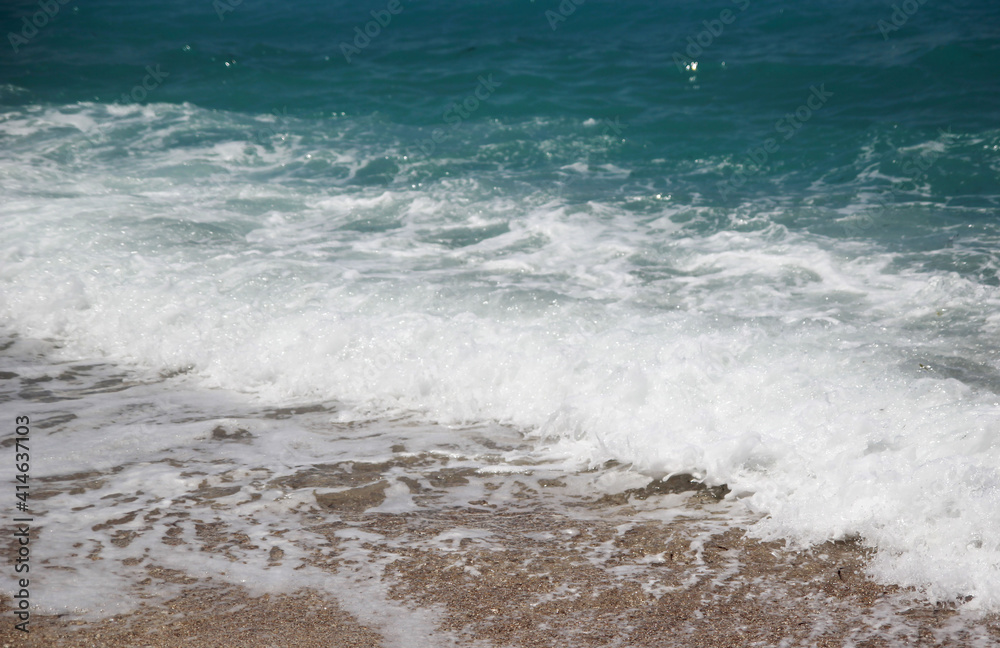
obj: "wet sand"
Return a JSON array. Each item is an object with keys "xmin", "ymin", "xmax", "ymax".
[
  {"xmin": 3, "ymin": 472, "xmax": 998, "ymax": 648},
  {"xmin": 0, "ymin": 586, "xmax": 381, "ymax": 648}
]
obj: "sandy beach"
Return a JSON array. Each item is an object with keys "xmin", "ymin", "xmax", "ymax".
[{"xmin": 3, "ymin": 468, "xmax": 998, "ymax": 648}]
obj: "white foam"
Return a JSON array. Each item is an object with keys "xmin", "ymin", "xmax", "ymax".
[{"xmin": 3, "ymin": 103, "xmax": 1000, "ymax": 609}]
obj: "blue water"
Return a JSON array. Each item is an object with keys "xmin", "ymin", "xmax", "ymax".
[
  {"xmin": 3, "ymin": 0, "xmax": 1000, "ymax": 610},
  {"xmin": 5, "ymin": 1, "xmax": 1000, "ymax": 258}
]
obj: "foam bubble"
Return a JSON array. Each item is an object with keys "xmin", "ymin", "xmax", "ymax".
[{"xmin": 3, "ymin": 102, "xmax": 1000, "ymax": 608}]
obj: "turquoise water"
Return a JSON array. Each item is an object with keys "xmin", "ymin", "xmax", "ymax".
[
  {"xmin": 4, "ymin": 1, "xmax": 1000, "ymax": 226},
  {"xmin": 3, "ymin": 0, "xmax": 1000, "ymax": 612}
]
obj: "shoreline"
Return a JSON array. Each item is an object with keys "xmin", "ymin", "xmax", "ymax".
[{"xmin": 3, "ymin": 476, "xmax": 998, "ymax": 647}]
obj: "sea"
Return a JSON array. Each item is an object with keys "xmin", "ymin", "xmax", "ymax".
[{"xmin": 2, "ymin": 0, "xmax": 1000, "ymax": 632}]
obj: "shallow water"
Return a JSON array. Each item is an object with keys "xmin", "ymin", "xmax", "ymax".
[{"xmin": 2, "ymin": 0, "xmax": 1000, "ymax": 619}]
